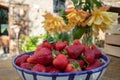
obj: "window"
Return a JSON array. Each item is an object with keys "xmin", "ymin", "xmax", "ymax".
[{"xmin": 0, "ymin": 9, "xmax": 8, "ymax": 35}]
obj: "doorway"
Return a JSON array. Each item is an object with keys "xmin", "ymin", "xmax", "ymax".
[{"xmin": 0, "ymin": 4, "xmax": 9, "ymax": 56}]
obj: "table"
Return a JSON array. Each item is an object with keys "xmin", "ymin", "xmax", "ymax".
[{"xmin": 0, "ymin": 55, "xmax": 120, "ymax": 80}]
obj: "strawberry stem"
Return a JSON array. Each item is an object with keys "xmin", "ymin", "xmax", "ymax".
[
  {"xmin": 72, "ymin": 62, "xmax": 80, "ymax": 70},
  {"xmin": 52, "ymin": 50, "xmax": 59, "ymax": 58},
  {"xmin": 79, "ymin": 54, "xmax": 89, "ymax": 66}
]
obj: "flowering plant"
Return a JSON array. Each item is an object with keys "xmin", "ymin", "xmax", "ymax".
[{"xmin": 42, "ymin": 0, "xmax": 118, "ymax": 46}]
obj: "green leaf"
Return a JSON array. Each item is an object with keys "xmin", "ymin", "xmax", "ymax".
[
  {"xmin": 93, "ymin": 0, "xmax": 102, "ymax": 8},
  {"xmin": 54, "ymin": 31, "xmax": 60, "ymax": 42},
  {"xmin": 62, "ymin": 50, "xmax": 68, "ymax": 55},
  {"xmin": 72, "ymin": 61, "xmax": 80, "ymax": 70},
  {"xmin": 72, "ymin": 26, "xmax": 85, "ymax": 40},
  {"xmin": 58, "ymin": 7, "xmax": 65, "ymax": 17},
  {"xmin": 82, "ymin": 26, "xmax": 93, "ymax": 46},
  {"xmin": 30, "ymin": 36, "xmax": 39, "ymax": 44},
  {"xmin": 72, "ymin": 0, "xmax": 79, "ymax": 5},
  {"xmin": 83, "ymin": 0, "xmax": 102, "ymax": 12},
  {"xmin": 45, "ymin": 31, "xmax": 56, "ymax": 43},
  {"xmin": 62, "ymin": 14, "xmax": 68, "ymax": 24},
  {"xmin": 52, "ymin": 50, "xmax": 59, "ymax": 58},
  {"xmin": 79, "ymin": 54, "xmax": 89, "ymax": 65},
  {"xmin": 59, "ymin": 32, "xmax": 70, "ymax": 42},
  {"xmin": 20, "ymin": 35, "xmax": 45, "ymax": 52},
  {"xmin": 82, "ymin": 33, "xmax": 94, "ymax": 46},
  {"xmin": 74, "ymin": 0, "xmax": 84, "ymax": 9}
]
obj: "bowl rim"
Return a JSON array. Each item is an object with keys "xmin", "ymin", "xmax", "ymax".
[{"xmin": 12, "ymin": 51, "xmax": 110, "ymax": 76}]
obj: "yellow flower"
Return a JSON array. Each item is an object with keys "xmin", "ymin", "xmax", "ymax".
[
  {"xmin": 67, "ymin": 10, "xmax": 90, "ymax": 27},
  {"xmin": 66, "ymin": 23, "xmax": 75, "ymax": 31},
  {"xmin": 43, "ymin": 12, "xmax": 67, "ymax": 34},
  {"xmin": 77, "ymin": 10, "xmax": 90, "ymax": 26},
  {"xmin": 87, "ymin": 6, "xmax": 118, "ymax": 35},
  {"xmin": 66, "ymin": 10, "xmax": 78, "ymax": 26},
  {"xmin": 43, "ymin": 12, "xmax": 53, "ymax": 19}
]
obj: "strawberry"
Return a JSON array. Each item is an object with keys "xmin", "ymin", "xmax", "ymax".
[
  {"xmin": 32, "ymin": 64, "xmax": 46, "ymax": 72},
  {"xmin": 83, "ymin": 45, "xmax": 90, "ymax": 52},
  {"xmin": 68, "ymin": 58, "xmax": 76, "ymax": 63},
  {"xmin": 34, "ymin": 45, "xmax": 43, "ymax": 55},
  {"xmin": 55, "ymin": 41, "xmax": 67, "ymax": 51},
  {"xmin": 46, "ymin": 66, "xmax": 60, "ymax": 73},
  {"xmin": 73, "ymin": 39, "xmax": 81, "ymax": 45},
  {"xmin": 27, "ymin": 48, "xmax": 53, "ymax": 65},
  {"xmin": 42, "ymin": 40, "xmax": 52, "ymax": 49},
  {"xmin": 83, "ymin": 49, "xmax": 95, "ymax": 65},
  {"xmin": 68, "ymin": 59, "xmax": 85, "ymax": 69},
  {"xmin": 65, "ymin": 62, "xmax": 81, "ymax": 72},
  {"xmin": 27, "ymin": 56, "xmax": 38, "ymax": 64},
  {"xmin": 53, "ymin": 54, "xmax": 68, "ymax": 70},
  {"xmin": 50, "ymin": 43, "xmax": 56, "ymax": 49},
  {"xmin": 16, "ymin": 55, "xmax": 30, "ymax": 66},
  {"xmin": 64, "ymin": 41, "xmax": 69, "ymax": 46},
  {"xmin": 66, "ymin": 45, "xmax": 84, "ymax": 59},
  {"xmin": 77, "ymin": 60, "xmax": 85, "ymax": 69},
  {"xmin": 85, "ymin": 60, "xmax": 104, "ymax": 70},
  {"xmin": 20, "ymin": 63, "xmax": 31, "ymax": 70},
  {"xmin": 92, "ymin": 45, "xmax": 102, "ymax": 59},
  {"xmin": 36, "ymin": 44, "xmax": 43, "ymax": 51}
]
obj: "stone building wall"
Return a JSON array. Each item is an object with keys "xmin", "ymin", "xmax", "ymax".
[
  {"xmin": 9, "ymin": 0, "xmax": 53, "ymax": 36},
  {"xmin": 8, "ymin": 0, "xmax": 54, "ymax": 55}
]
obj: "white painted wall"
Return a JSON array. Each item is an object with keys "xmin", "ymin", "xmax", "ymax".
[{"xmin": 10, "ymin": 0, "xmax": 54, "ymax": 36}]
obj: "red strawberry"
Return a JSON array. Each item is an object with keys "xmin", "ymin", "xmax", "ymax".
[
  {"xmin": 68, "ymin": 58, "xmax": 76, "ymax": 63},
  {"xmin": 53, "ymin": 54, "xmax": 68, "ymax": 70},
  {"xmin": 32, "ymin": 64, "xmax": 46, "ymax": 72},
  {"xmin": 20, "ymin": 63, "xmax": 31, "ymax": 70},
  {"xmin": 66, "ymin": 45, "xmax": 84, "ymax": 59},
  {"xmin": 27, "ymin": 48, "xmax": 53, "ymax": 65},
  {"xmin": 73, "ymin": 39, "xmax": 81, "ymax": 45},
  {"xmin": 68, "ymin": 59, "xmax": 85, "ymax": 69},
  {"xmin": 51, "ymin": 43, "xmax": 56, "ymax": 49},
  {"xmin": 65, "ymin": 62, "xmax": 81, "ymax": 72},
  {"xmin": 92, "ymin": 45, "xmax": 102, "ymax": 59},
  {"xmin": 16, "ymin": 55, "xmax": 30, "ymax": 66},
  {"xmin": 27, "ymin": 56, "xmax": 38, "ymax": 64},
  {"xmin": 85, "ymin": 60, "xmax": 104, "ymax": 70},
  {"xmin": 83, "ymin": 49, "xmax": 95, "ymax": 64},
  {"xmin": 46, "ymin": 66, "xmax": 60, "ymax": 73},
  {"xmin": 55, "ymin": 41, "xmax": 67, "ymax": 51},
  {"xmin": 77, "ymin": 60, "xmax": 85, "ymax": 68},
  {"xmin": 83, "ymin": 45, "xmax": 90, "ymax": 52},
  {"xmin": 42, "ymin": 40, "xmax": 52, "ymax": 49},
  {"xmin": 64, "ymin": 41, "xmax": 69, "ymax": 46},
  {"xmin": 34, "ymin": 45, "xmax": 43, "ymax": 55},
  {"xmin": 36, "ymin": 45, "xmax": 43, "ymax": 51}
]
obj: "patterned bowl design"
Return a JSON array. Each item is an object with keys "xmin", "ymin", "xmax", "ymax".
[{"xmin": 12, "ymin": 51, "xmax": 110, "ymax": 80}]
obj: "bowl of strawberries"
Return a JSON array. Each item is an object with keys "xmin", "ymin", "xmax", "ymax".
[{"xmin": 12, "ymin": 40, "xmax": 110, "ymax": 80}]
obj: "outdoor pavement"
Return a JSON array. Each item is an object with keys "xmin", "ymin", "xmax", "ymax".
[
  {"xmin": 0, "ymin": 48, "xmax": 11, "ymax": 60},
  {"xmin": 0, "ymin": 51, "xmax": 120, "ymax": 80},
  {"xmin": 101, "ymin": 55, "xmax": 120, "ymax": 80}
]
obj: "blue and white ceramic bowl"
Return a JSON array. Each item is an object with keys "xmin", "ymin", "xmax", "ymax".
[{"xmin": 12, "ymin": 52, "xmax": 110, "ymax": 80}]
